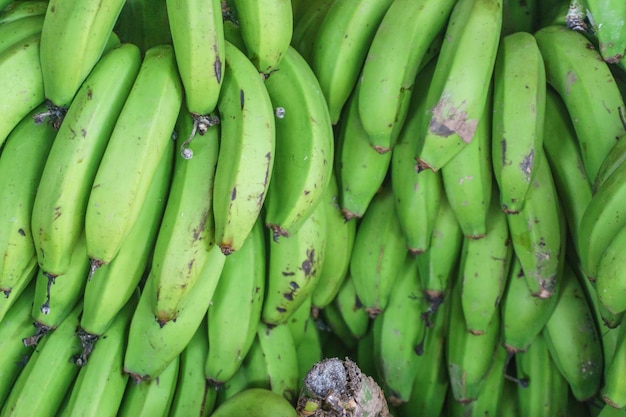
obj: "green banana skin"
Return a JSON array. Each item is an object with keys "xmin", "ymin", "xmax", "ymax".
[
  {"xmin": 320, "ymin": 297, "xmax": 359, "ymax": 351},
  {"xmin": 492, "ymin": 31, "xmax": 546, "ymax": 214},
  {"xmin": 0, "ymin": 32, "xmax": 44, "ymax": 149},
  {"xmin": 256, "ymin": 322, "xmax": 300, "ymax": 404},
  {"xmin": 289, "ymin": 0, "xmax": 336, "ymax": 65},
  {"xmin": 542, "ymin": 261, "xmax": 604, "ymax": 402},
  {"xmin": 349, "ymin": 186, "xmax": 408, "ymax": 318},
  {"xmin": 0, "ymin": 1, "xmax": 47, "ymax": 24},
  {"xmin": 602, "ymin": 314, "xmax": 626, "ymax": 409},
  {"xmin": 261, "ymin": 200, "xmax": 327, "ymax": 326},
  {"xmin": 515, "ymin": 332, "xmax": 569, "ymax": 417},
  {"xmin": 80, "ymin": 138, "xmax": 173, "ymax": 337},
  {"xmin": 583, "ymin": 0, "xmax": 626, "ymax": 63},
  {"xmin": 114, "ymin": 0, "xmax": 172, "ymax": 55},
  {"xmin": 358, "ymin": 0, "xmax": 456, "ymax": 153},
  {"xmin": 332, "ymin": 274, "xmax": 371, "ymax": 341},
  {"xmin": 212, "ymin": 40, "xmax": 275, "ymax": 255},
  {"xmin": 534, "ymin": 25, "xmax": 626, "ymax": 183},
  {"xmin": 416, "ymin": 0, "xmax": 503, "ymax": 173},
  {"xmin": 0, "ymin": 103, "xmax": 55, "ymax": 297},
  {"xmin": 0, "ymin": 15, "xmax": 43, "ymax": 55},
  {"xmin": 85, "ymin": 44, "xmax": 183, "ymax": 271},
  {"xmin": 285, "ymin": 294, "xmax": 312, "ymax": 347},
  {"xmin": 32, "ymin": 43, "xmax": 141, "ymax": 279},
  {"xmin": 311, "ymin": 0, "xmax": 394, "ymax": 124},
  {"xmin": 0, "ymin": 263, "xmax": 37, "ymax": 325},
  {"xmin": 213, "ymin": 363, "xmax": 248, "ymax": 408},
  {"xmin": 335, "ymin": 85, "xmax": 391, "ymax": 221},
  {"xmin": 39, "ymin": 0, "xmax": 126, "ymax": 109},
  {"xmin": 595, "ymin": 222, "xmax": 626, "ymax": 315},
  {"xmin": 310, "ymin": 172, "xmax": 356, "ymax": 309},
  {"xmin": 263, "ymin": 45, "xmax": 334, "ymax": 240},
  {"xmin": 118, "ymin": 355, "xmax": 180, "ymax": 417},
  {"xmin": 0, "ymin": 303, "xmax": 83, "ymax": 417},
  {"xmin": 205, "ymin": 217, "xmax": 266, "ymax": 385},
  {"xmin": 0, "ymin": 280, "xmax": 36, "ymax": 405},
  {"xmin": 295, "ymin": 316, "xmax": 323, "ymax": 393},
  {"xmin": 123, "ymin": 245, "xmax": 225, "ymax": 382},
  {"xmin": 210, "ymin": 388, "xmax": 298, "ymax": 417},
  {"xmin": 593, "ymin": 134, "xmax": 626, "ymax": 194},
  {"xmin": 501, "ymin": 0, "xmax": 538, "ymax": 35},
  {"xmin": 59, "ymin": 293, "xmax": 138, "ymax": 417},
  {"xmin": 460, "ymin": 189, "xmax": 512, "ymax": 335}
]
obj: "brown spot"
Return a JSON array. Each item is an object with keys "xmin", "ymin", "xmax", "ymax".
[
  {"xmin": 239, "ymin": 89, "xmax": 244, "ymax": 110},
  {"xmin": 214, "ymin": 54, "xmax": 222, "ymax": 84},
  {"xmin": 501, "ymin": 139, "xmax": 509, "ymax": 166},
  {"xmin": 282, "ymin": 271, "xmax": 295, "ymax": 277},
  {"xmin": 81, "ymin": 129, "xmax": 87, "ymax": 137},
  {"xmin": 18, "ymin": 228, "xmax": 25, "ymax": 236},
  {"xmin": 300, "ymin": 249, "xmax": 315, "ymax": 277},
  {"xmin": 230, "ymin": 187, "xmax": 236, "ymax": 201},
  {"xmin": 428, "ymin": 94, "xmax": 478, "ymax": 143},
  {"xmin": 565, "ymin": 70, "xmax": 577, "ymax": 95},
  {"xmin": 258, "ymin": 152, "xmax": 272, "ymax": 207},
  {"xmin": 87, "ymin": 89, "xmax": 93, "ymax": 100},
  {"xmin": 192, "ymin": 212, "xmax": 208, "ymax": 241},
  {"xmin": 276, "ymin": 307, "xmax": 287, "ymax": 313},
  {"xmin": 53, "ymin": 206, "xmax": 62, "ymax": 221}
]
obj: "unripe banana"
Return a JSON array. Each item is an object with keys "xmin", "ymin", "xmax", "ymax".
[
  {"xmin": 212, "ymin": 40, "xmax": 275, "ymax": 255},
  {"xmin": 0, "ymin": 1, "xmax": 47, "ymax": 25},
  {"xmin": 289, "ymin": 0, "xmax": 336, "ymax": 65},
  {"xmin": 595, "ymin": 223, "xmax": 626, "ymax": 315},
  {"xmin": 210, "ymin": 388, "xmax": 298, "ymax": 417},
  {"xmin": 295, "ymin": 316, "xmax": 324, "ymax": 393},
  {"xmin": 594, "ymin": 133, "xmax": 626, "ymax": 194},
  {"xmin": 0, "ymin": 15, "xmax": 43, "ymax": 55},
  {"xmin": 332, "ymin": 274, "xmax": 371, "ymax": 342},
  {"xmin": 113, "ymin": 0, "xmax": 172, "ymax": 55},
  {"xmin": 583, "ymin": 0, "xmax": 626, "ymax": 63},
  {"xmin": 285, "ymin": 294, "xmax": 312, "ymax": 347},
  {"xmin": 502, "ymin": 0, "xmax": 538, "ymax": 34}
]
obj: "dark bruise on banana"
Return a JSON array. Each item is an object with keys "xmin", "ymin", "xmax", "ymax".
[{"xmin": 277, "ymin": 249, "xmax": 317, "ymax": 311}]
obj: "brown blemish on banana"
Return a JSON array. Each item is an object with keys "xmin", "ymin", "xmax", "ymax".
[
  {"xmin": 214, "ymin": 52, "xmax": 222, "ymax": 84},
  {"xmin": 564, "ymin": 70, "xmax": 577, "ymax": 95},
  {"xmin": 258, "ymin": 152, "xmax": 272, "ymax": 209},
  {"xmin": 18, "ymin": 228, "xmax": 25, "ymax": 236},
  {"xmin": 429, "ymin": 94, "xmax": 478, "ymax": 144},
  {"xmin": 520, "ymin": 149, "xmax": 535, "ymax": 182},
  {"xmin": 230, "ymin": 186, "xmax": 236, "ymax": 201},
  {"xmin": 301, "ymin": 249, "xmax": 316, "ymax": 277},
  {"xmin": 239, "ymin": 89, "xmax": 244, "ymax": 110}
]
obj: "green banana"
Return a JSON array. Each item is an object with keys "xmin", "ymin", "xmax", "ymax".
[
  {"xmin": 583, "ymin": 0, "xmax": 626, "ymax": 63},
  {"xmin": 212, "ymin": 40, "xmax": 275, "ymax": 255},
  {"xmin": 31, "ymin": 42, "xmax": 141, "ymax": 279},
  {"xmin": 391, "ymin": 58, "xmax": 443, "ymax": 254},
  {"xmin": 335, "ymin": 85, "xmax": 392, "ymax": 220},
  {"xmin": 311, "ymin": 0, "xmax": 393, "ymax": 124},
  {"xmin": 261, "ymin": 198, "xmax": 327, "ymax": 326},
  {"xmin": 415, "ymin": 0, "xmax": 503, "ymax": 173},
  {"xmin": 228, "ymin": 0, "xmax": 292, "ymax": 75},
  {"xmin": 0, "ymin": 103, "xmax": 55, "ymax": 301},
  {"xmin": 263, "ymin": 45, "xmax": 334, "ymax": 240},
  {"xmin": 506, "ymin": 146, "xmax": 563, "ymax": 298},
  {"xmin": 58, "ymin": 293, "xmax": 138, "ymax": 417},
  {"xmin": 113, "ymin": 0, "xmax": 172, "ymax": 55},
  {"xmin": 80, "ymin": 136, "xmax": 173, "ymax": 338},
  {"xmin": 0, "ymin": 15, "xmax": 43, "ymax": 55},
  {"xmin": 166, "ymin": 0, "xmax": 224, "ymax": 122},
  {"xmin": 349, "ymin": 186, "xmax": 408, "ymax": 317},
  {"xmin": 205, "ymin": 217, "xmax": 266, "ymax": 385},
  {"xmin": 84, "ymin": 44, "xmax": 182, "ymax": 273},
  {"xmin": 357, "ymin": 0, "xmax": 456, "ymax": 152},
  {"xmin": 123, "ymin": 245, "xmax": 225, "ymax": 382},
  {"xmin": 0, "ymin": 32, "xmax": 44, "ymax": 148},
  {"xmin": 0, "ymin": 264, "xmax": 37, "ymax": 325},
  {"xmin": 285, "ymin": 294, "xmax": 312, "ymax": 347},
  {"xmin": 210, "ymin": 388, "xmax": 298, "ymax": 417},
  {"xmin": 460, "ymin": 190, "xmax": 513, "ymax": 335},
  {"xmin": 0, "ymin": 280, "xmax": 36, "ymax": 405},
  {"xmin": 595, "ymin": 221, "xmax": 626, "ymax": 315},
  {"xmin": 310, "ymin": 172, "xmax": 356, "ymax": 309},
  {"xmin": 492, "ymin": 31, "xmax": 546, "ymax": 214},
  {"xmin": 502, "ymin": 0, "xmax": 538, "ymax": 34},
  {"xmin": 319, "ymin": 297, "xmax": 359, "ymax": 351},
  {"xmin": 295, "ymin": 316, "xmax": 324, "ymax": 393},
  {"xmin": 602, "ymin": 309, "xmax": 626, "ymax": 409},
  {"xmin": 0, "ymin": 302, "xmax": 82, "ymax": 417},
  {"xmin": 534, "ymin": 25, "xmax": 626, "ymax": 183},
  {"xmin": 38, "ymin": 0, "xmax": 126, "ymax": 110},
  {"xmin": 515, "ymin": 331, "xmax": 570, "ymax": 417},
  {"xmin": 542, "ymin": 261, "xmax": 604, "ymax": 402},
  {"xmin": 289, "ymin": 0, "xmax": 336, "ymax": 65},
  {"xmin": 117, "ymin": 355, "xmax": 180, "ymax": 417},
  {"xmin": 332, "ymin": 274, "xmax": 371, "ymax": 342},
  {"xmin": 0, "ymin": 1, "xmax": 47, "ymax": 25},
  {"xmin": 169, "ymin": 317, "xmax": 216, "ymax": 417},
  {"xmin": 213, "ymin": 363, "xmax": 248, "ymax": 408},
  {"xmin": 593, "ymin": 134, "xmax": 626, "ymax": 194}
]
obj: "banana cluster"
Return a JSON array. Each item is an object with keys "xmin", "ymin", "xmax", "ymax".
[{"xmin": 1, "ymin": 0, "xmax": 626, "ymax": 416}]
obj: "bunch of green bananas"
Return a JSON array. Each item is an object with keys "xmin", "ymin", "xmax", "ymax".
[{"xmin": 2, "ymin": 0, "xmax": 626, "ymax": 415}]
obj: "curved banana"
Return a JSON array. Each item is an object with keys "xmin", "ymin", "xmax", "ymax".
[
  {"xmin": 205, "ymin": 217, "xmax": 266, "ymax": 385},
  {"xmin": 349, "ymin": 186, "xmax": 408, "ymax": 317},
  {"xmin": 228, "ymin": 0, "xmax": 292, "ymax": 75},
  {"xmin": 166, "ymin": 0, "xmax": 224, "ymax": 121},
  {"xmin": 32, "ymin": 43, "xmax": 141, "ymax": 279},
  {"xmin": 583, "ymin": 0, "xmax": 626, "ymax": 63},
  {"xmin": 289, "ymin": 0, "xmax": 336, "ymax": 65},
  {"xmin": 492, "ymin": 31, "xmax": 546, "ymax": 214},
  {"xmin": 311, "ymin": 0, "xmax": 394, "ymax": 124},
  {"xmin": 285, "ymin": 294, "xmax": 312, "ymax": 347},
  {"xmin": 0, "ymin": 303, "xmax": 82, "ymax": 417},
  {"xmin": 594, "ymin": 134, "xmax": 626, "ymax": 194},
  {"xmin": 357, "ymin": 0, "xmax": 456, "ymax": 152},
  {"xmin": 58, "ymin": 293, "xmax": 138, "ymax": 417},
  {"xmin": 261, "ymin": 198, "xmax": 327, "ymax": 326},
  {"xmin": 85, "ymin": 44, "xmax": 182, "ymax": 273},
  {"xmin": 310, "ymin": 172, "xmax": 356, "ymax": 310},
  {"xmin": 0, "ymin": 15, "xmax": 43, "ymax": 55},
  {"xmin": 117, "ymin": 355, "xmax": 180, "ymax": 417},
  {"xmin": 595, "ymin": 223, "xmax": 626, "ymax": 315},
  {"xmin": 0, "ymin": 264, "xmax": 37, "ymax": 325},
  {"xmin": 0, "ymin": 1, "xmax": 47, "ymax": 24},
  {"xmin": 602, "ymin": 309, "xmax": 626, "ymax": 409},
  {"xmin": 534, "ymin": 25, "xmax": 626, "ymax": 183},
  {"xmin": 0, "ymin": 32, "xmax": 44, "ymax": 148},
  {"xmin": 80, "ymin": 138, "xmax": 173, "ymax": 338},
  {"xmin": 335, "ymin": 85, "xmax": 392, "ymax": 220},
  {"xmin": 332, "ymin": 274, "xmax": 371, "ymax": 342},
  {"xmin": 263, "ymin": 45, "xmax": 334, "ymax": 240},
  {"xmin": 210, "ymin": 388, "xmax": 298, "ymax": 417},
  {"xmin": 212, "ymin": 40, "xmax": 275, "ymax": 255},
  {"xmin": 0, "ymin": 103, "xmax": 55, "ymax": 299},
  {"xmin": 295, "ymin": 316, "xmax": 323, "ymax": 393},
  {"xmin": 38, "ymin": 0, "xmax": 127, "ymax": 110},
  {"xmin": 123, "ymin": 245, "xmax": 225, "ymax": 382},
  {"xmin": 416, "ymin": 0, "xmax": 503, "ymax": 173}
]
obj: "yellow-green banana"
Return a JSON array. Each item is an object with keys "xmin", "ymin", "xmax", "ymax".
[
  {"xmin": 212, "ymin": 40, "xmax": 275, "ymax": 255},
  {"xmin": 357, "ymin": 0, "xmax": 456, "ymax": 152},
  {"xmin": 263, "ymin": 45, "xmax": 334, "ymax": 240},
  {"xmin": 228, "ymin": 0, "xmax": 292, "ymax": 75},
  {"xmin": 492, "ymin": 31, "xmax": 546, "ymax": 214},
  {"xmin": 205, "ymin": 217, "xmax": 266, "ymax": 385},
  {"xmin": 0, "ymin": 15, "xmax": 43, "ymax": 55},
  {"xmin": 534, "ymin": 25, "xmax": 626, "ymax": 183},
  {"xmin": 416, "ymin": 0, "xmax": 503, "ymax": 172},
  {"xmin": 261, "ymin": 199, "xmax": 327, "ymax": 326},
  {"xmin": 0, "ymin": 1, "xmax": 47, "ymax": 25},
  {"xmin": 210, "ymin": 388, "xmax": 298, "ymax": 417},
  {"xmin": 38, "ymin": 0, "xmax": 127, "ymax": 110},
  {"xmin": 31, "ymin": 43, "xmax": 141, "ymax": 279},
  {"xmin": 84, "ymin": 44, "xmax": 182, "ymax": 273},
  {"xmin": 311, "ymin": 0, "xmax": 394, "ymax": 124}
]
